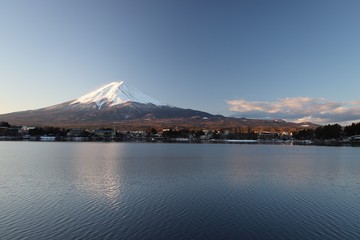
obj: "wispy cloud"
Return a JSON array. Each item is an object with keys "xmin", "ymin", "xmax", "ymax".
[{"xmin": 226, "ymin": 97, "xmax": 360, "ymax": 124}]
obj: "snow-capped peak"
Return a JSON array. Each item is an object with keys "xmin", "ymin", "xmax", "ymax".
[{"xmin": 71, "ymin": 81, "xmax": 163, "ymax": 109}]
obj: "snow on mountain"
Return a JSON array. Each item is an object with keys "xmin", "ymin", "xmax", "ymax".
[{"xmin": 71, "ymin": 81, "xmax": 163, "ymax": 109}]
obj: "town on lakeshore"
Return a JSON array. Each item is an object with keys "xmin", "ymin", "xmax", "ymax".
[{"xmin": 1, "ymin": 121, "xmax": 360, "ymax": 146}]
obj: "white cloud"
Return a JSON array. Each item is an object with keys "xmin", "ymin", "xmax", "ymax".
[{"xmin": 226, "ymin": 97, "xmax": 360, "ymax": 125}]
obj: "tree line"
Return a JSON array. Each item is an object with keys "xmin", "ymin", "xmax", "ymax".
[
  {"xmin": 294, "ymin": 122, "xmax": 360, "ymax": 140},
  {"xmin": 2, "ymin": 121, "xmax": 360, "ymax": 141}
]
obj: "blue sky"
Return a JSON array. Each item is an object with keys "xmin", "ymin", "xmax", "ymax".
[{"xmin": 1, "ymin": 0, "xmax": 360, "ymax": 124}]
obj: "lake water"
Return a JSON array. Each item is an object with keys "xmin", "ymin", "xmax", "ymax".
[{"xmin": 1, "ymin": 142, "xmax": 360, "ymax": 240}]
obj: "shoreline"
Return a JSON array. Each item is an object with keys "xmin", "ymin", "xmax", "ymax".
[{"xmin": 1, "ymin": 137, "xmax": 359, "ymax": 147}]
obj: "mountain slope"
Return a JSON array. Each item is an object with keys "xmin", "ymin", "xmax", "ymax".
[{"xmin": 0, "ymin": 81, "xmax": 215, "ymax": 126}]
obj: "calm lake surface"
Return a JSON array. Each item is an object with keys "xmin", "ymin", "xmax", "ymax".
[{"xmin": 1, "ymin": 142, "xmax": 360, "ymax": 240}]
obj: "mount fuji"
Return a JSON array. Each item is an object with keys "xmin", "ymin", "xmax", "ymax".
[{"xmin": 0, "ymin": 81, "xmax": 217, "ymax": 128}]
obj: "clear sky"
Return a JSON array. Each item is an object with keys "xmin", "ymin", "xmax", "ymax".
[{"xmin": 1, "ymin": 0, "xmax": 360, "ymax": 124}]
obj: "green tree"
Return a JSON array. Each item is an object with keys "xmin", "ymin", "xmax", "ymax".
[
  {"xmin": 344, "ymin": 122, "xmax": 360, "ymax": 136},
  {"xmin": 0, "ymin": 122, "xmax": 11, "ymax": 128},
  {"xmin": 294, "ymin": 129, "xmax": 315, "ymax": 140},
  {"xmin": 315, "ymin": 124, "xmax": 342, "ymax": 140}
]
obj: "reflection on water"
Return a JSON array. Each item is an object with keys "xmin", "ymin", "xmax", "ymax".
[
  {"xmin": 1, "ymin": 142, "xmax": 360, "ymax": 240},
  {"xmin": 73, "ymin": 143, "xmax": 124, "ymax": 209}
]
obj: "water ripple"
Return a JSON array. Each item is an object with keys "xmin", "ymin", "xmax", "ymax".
[{"xmin": 1, "ymin": 143, "xmax": 360, "ymax": 239}]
